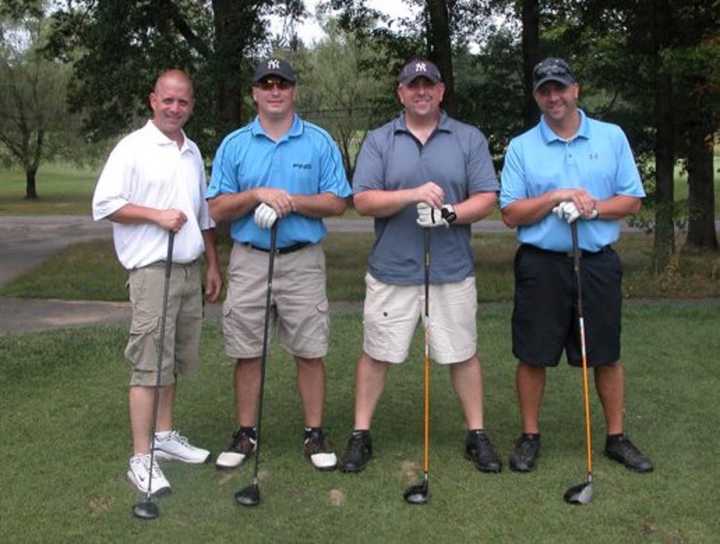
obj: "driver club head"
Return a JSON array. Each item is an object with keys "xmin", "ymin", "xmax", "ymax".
[
  {"xmin": 403, "ymin": 481, "xmax": 429, "ymax": 505},
  {"xmin": 132, "ymin": 500, "xmax": 159, "ymax": 520},
  {"xmin": 563, "ymin": 482, "xmax": 593, "ymax": 505},
  {"xmin": 235, "ymin": 483, "xmax": 261, "ymax": 507}
]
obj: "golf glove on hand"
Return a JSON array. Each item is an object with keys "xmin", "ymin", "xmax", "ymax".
[
  {"xmin": 254, "ymin": 203, "xmax": 278, "ymax": 229},
  {"xmin": 416, "ymin": 202, "xmax": 456, "ymax": 228},
  {"xmin": 552, "ymin": 201, "xmax": 581, "ymax": 224}
]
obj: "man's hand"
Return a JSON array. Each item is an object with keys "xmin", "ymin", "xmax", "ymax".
[
  {"xmin": 413, "ymin": 182, "xmax": 444, "ymax": 209},
  {"xmin": 254, "ymin": 187, "xmax": 294, "ymax": 217},
  {"xmin": 552, "ymin": 201, "xmax": 581, "ymax": 224},
  {"xmin": 416, "ymin": 202, "xmax": 455, "ymax": 228},
  {"xmin": 156, "ymin": 209, "xmax": 187, "ymax": 232},
  {"xmin": 204, "ymin": 266, "xmax": 223, "ymax": 303},
  {"xmin": 254, "ymin": 203, "xmax": 278, "ymax": 229}
]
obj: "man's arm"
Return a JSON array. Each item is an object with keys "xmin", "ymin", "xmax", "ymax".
[
  {"xmin": 109, "ymin": 203, "xmax": 187, "ymax": 232},
  {"xmin": 353, "ymin": 182, "xmax": 445, "ymax": 218},
  {"xmin": 291, "ymin": 192, "xmax": 348, "ymax": 218},
  {"xmin": 453, "ymin": 191, "xmax": 497, "ymax": 224},
  {"xmin": 501, "ymin": 187, "xmax": 595, "ymax": 228},
  {"xmin": 208, "ymin": 187, "xmax": 294, "ymax": 223},
  {"xmin": 201, "ymin": 228, "xmax": 222, "ymax": 303}
]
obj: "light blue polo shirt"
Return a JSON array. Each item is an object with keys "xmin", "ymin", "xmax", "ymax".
[
  {"xmin": 500, "ymin": 110, "xmax": 645, "ymax": 252},
  {"xmin": 207, "ymin": 114, "xmax": 351, "ymax": 249}
]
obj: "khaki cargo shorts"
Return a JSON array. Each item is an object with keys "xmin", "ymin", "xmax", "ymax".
[
  {"xmin": 124, "ymin": 261, "xmax": 203, "ymax": 386},
  {"xmin": 362, "ymin": 273, "xmax": 477, "ymax": 364},
  {"xmin": 223, "ymin": 243, "xmax": 329, "ymax": 359}
]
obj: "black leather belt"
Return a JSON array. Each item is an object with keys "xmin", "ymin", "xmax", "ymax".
[{"xmin": 244, "ymin": 242, "xmax": 311, "ymax": 255}]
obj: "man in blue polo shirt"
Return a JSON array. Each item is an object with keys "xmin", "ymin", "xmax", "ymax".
[
  {"xmin": 207, "ymin": 58, "xmax": 351, "ymax": 471},
  {"xmin": 339, "ymin": 57, "xmax": 502, "ymax": 475},
  {"xmin": 500, "ymin": 57, "xmax": 653, "ymax": 474}
]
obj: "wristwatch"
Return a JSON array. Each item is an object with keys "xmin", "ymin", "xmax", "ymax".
[{"xmin": 441, "ymin": 204, "xmax": 457, "ymax": 224}]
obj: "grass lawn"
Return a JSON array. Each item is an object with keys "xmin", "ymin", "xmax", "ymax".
[
  {"xmin": 0, "ymin": 162, "xmax": 100, "ymax": 215},
  {"xmin": 2, "ymin": 231, "xmax": 719, "ymax": 302},
  {"xmin": 1, "ymin": 304, "xmax": 719, "ymax": 542}
]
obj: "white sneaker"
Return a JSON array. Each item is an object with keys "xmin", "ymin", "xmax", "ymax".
[
  {"xmin": 127, "ymin": 454, "xmax": 171, "ymax": 496},
  {"xmin": 153, "ymin": 430, "xmax": 211, "ymax": 464}
]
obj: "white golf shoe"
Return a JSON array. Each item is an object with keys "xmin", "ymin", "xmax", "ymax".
[
  {"xmin": 153, "ymin": 430, "xmax": 211, "ymax": 464},
  {"xmin": 127, "ymin": 454, "xmax": 171, "ymax": 496},
  {"xmin": 304, "ymin": 428, "xmax": 338, "ymax": 471}
]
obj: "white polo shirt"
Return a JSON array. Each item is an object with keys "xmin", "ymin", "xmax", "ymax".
[{"xmin": 92, "ymin": 120, "xmax": 214, "ymax": 270}]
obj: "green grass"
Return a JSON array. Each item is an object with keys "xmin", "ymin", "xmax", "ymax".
[
  {"xmin": 1, "ymin": 304, "xmax": 719, "ymax": 542},
  {"xmin": 0, "ymin": 162, "xmax": 100, "ymax": 215},
  {"xmin": 2, "ymin": 232, "xmax": 719, "ymax": 302}
]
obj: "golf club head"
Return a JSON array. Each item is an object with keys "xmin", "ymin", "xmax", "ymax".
[
  {"xmin": 403, "ymin": 481, "xmax": 429, "ymax": 505},
  {"xmin": 132, "ymin": 500, "xmax": 159, "ymax": 520},
  {"xmin": 235, "ymin": 484, "xmax": 261, "ymax": 507},
  {"xmin": 563, "ymin": 482, "xmax": 593, "ymax": 505}
]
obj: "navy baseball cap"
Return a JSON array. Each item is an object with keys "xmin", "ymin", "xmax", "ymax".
[
  {"xmin": 398, "ymin": 59, "xmax": 442, "ymax": 85},
  {"xmin": 532, "ymin": 58, "xmax": 576, "ymax": 91},
  {"xmin": 253, "ymin": 58, "xmax": 296, "ymax": 83}
]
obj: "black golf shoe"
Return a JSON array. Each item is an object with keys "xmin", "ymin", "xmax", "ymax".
[
  {"xmin": 464, "ymin": 430, "xmax": 502, "ymax": 473},
  {"xmin": 215, "ymin": 427, "xmax": 257, "ymax": 469},
  {"xmin": 339, "ymin": 430, "xmax": 372, "ymax": 473},
  {"xmin": 509, "ymin": 433, "xmax": 541, "ymax": 473},
  {"xmin": 604, "ymin": 434, "xmax": 653, "ymax": 473}
]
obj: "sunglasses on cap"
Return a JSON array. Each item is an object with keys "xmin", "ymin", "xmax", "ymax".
[{"xmin": 255, "ymin": 78, "xmax": 294, "ymax": 91}]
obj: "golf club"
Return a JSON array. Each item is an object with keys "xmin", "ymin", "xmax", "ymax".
[
  {"xmin": 563, "ymin": 221, "xmax": 594, "ymax": 505},
  {"xmin": 403, "ymin": 227, "xmax": 431, "ymax": 505},
  {"xmin": 235, "ymin": 221, "xmax": 278, "ymax": 507},
  {"xmin": 132, "ymin": 230, "xmax": 175, "ymax": 520}
]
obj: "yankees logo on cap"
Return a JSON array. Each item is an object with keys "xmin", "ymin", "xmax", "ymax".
[
  {"xmin": 253, "ymin": 58, "xmax": 297, "ymax": 83},
  {"xmin": 398, "ymin": 58, "xmax": 442, "ymax": 85}
]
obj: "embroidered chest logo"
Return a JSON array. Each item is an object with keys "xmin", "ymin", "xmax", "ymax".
[
  {"xmin": 589, "ymin": 152, "xmax": 599, "ymax": 160},
  {"xmin": 293, "ymin": 163, "xmax": 312, "ymax": 170}
]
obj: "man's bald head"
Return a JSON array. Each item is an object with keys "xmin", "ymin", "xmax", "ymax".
[{"xmin": 154, "ymin": 69, "xmax": 194, "ymax": 98}]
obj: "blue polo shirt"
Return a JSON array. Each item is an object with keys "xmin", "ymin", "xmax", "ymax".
[
  {"xmin": 354, "ymin": 112, "xmax": 498, "ymax": 285},
  {"xmin": 500, "ymin": 110, "xmax": 645, "ymax": 252},
  {"xmin": 207, "ymin": 115, "xmax": 351, "ymax": 249}
]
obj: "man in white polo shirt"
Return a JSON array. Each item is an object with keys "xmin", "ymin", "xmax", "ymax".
[{"xmin": 92, "ymin": 69, "xmax": 222, "ymax": 496}]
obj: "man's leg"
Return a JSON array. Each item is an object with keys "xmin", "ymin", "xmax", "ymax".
[
  {"xmin": 129, "ymin": 385, "xmax": 174, "ymax": 455},
  {"xmin": 353, "ymin": 352, "xmax": 390, "ymax": 430},
  {"xmin": 234, "ymin": 357, "xmax": 262, "ymax": 426},
  {"xmin": 516, "ymin": 362, "xmax": 546, "ymax": 434},
  {"xmin": 295, "ymin": 356, "xmax": 326, "ymax": 428},
  {"xmin": 595, "ymin": 362, "xmax": 624, "ymax": 434}
]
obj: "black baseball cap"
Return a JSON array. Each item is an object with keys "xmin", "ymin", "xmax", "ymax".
[
  {"xmin": 532, "ymin": 57, "xmax": 576, "ymax": 91},
  {"xmin": 398, "ymin": 59, "xmax": 442, "ymax": 85},
  {"xmin": 253, "ymin": 58, "xmax": 296, "ymax": 84}
]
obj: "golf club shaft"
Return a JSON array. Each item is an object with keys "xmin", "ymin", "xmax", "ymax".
[
  {"xmin": 571, "ymin": 222, "xmax": 593, "ymax": 477},
  {"xmin": 252, "ymin": 222, "xmax": 278, "ymax": 484},
  {"xmin": 145, "ymin": 230, "xmax": 175, "ymax": 501},
  {"xmin": 423, "ymin": 228, "xmax": 430, "ymax": 476}
]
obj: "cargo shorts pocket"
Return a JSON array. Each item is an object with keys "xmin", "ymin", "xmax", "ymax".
[{"xmin": 124, "ymin": 315, "xmax": 161, "ymax": 370}]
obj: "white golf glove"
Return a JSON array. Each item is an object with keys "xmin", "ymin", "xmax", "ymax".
[
  {"xmin": 552, "ymin": 201, "xmax": 581, "ymax": 224},
  {"xmin": 253, "ymin": 203, "xmax": 278, "ymax": 229},
  {"xmin": 416, "ymin": 202, "xmax": 456, "ymax": 228}
]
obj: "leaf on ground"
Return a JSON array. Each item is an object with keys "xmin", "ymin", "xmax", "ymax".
[
  {"xmin": 328, "ymin": 488, "xmax": 345, "ymax": 506},
  {"xmin": 88, "ymin": 495, "xmax": 113, "ymax": 514},
  {"xmin": 400, "ymin": 460, "xmax": 421, "ymax": 483}
]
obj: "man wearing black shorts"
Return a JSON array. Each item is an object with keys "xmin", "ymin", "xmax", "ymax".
[{"xmin": 499, "ymin": 57, "xmax": 653, "ymax": 473}]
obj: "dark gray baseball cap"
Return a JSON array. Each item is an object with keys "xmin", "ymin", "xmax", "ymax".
[
  {"xmin": 253, "ymin": 58, "xmax": 296, "ymax": 83},
  {"xmin": 532, "ymin": 57, "xmax": 576, "ymax": 91},
  {"xmin": 398, "ymin": 59, "xmax": 442, "ymax": 85}
]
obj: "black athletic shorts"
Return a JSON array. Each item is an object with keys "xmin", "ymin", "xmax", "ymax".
[{"xmin": 511, "ymin": 244, "xmax": 622, "ymax": 368}]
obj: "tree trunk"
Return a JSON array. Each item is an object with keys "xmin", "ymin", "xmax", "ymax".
[
  {"xmin": 521, "ymin": 0, "xmax": 540, "ymax": 129},
  {"xmin": 426, "ymin": 0, "xmax": 456, "ymax": 116},
  {"xmin": 25, "ymin": 167, "xmax": 38, "ymax": 199},
  {"xmin": 651, "ymin": 0, "xmax": 675, "ymax": 272},
  {"xmin": 685, "ymin": 127, "xmax": 718, "ymax": 251}
]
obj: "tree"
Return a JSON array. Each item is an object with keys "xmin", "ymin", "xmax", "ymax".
[
  {"xmin": 293, "ymin": 18, "xmax": 398, "ymax": 179},
  {"xmin": 0, "ymin": 3, "xmax": 78, "ymax": 199},
  {"xmin": 45, "ymin": 1, "xmax": 305, "ymax": 154}
]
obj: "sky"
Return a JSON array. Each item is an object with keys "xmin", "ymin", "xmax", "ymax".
[{"xmin": 270, "ymin": 0, "xmax": 419, "ymax": 46}]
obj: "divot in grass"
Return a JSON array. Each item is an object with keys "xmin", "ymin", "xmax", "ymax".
[{"xmin": 328, "ymin": 489, "xmax": 345, "ymax": 506}]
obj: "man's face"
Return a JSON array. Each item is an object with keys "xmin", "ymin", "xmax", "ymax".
[
  {"xmin": 149, "ymin": 74, "xmax": 194, "ymax": 138},
  {"xmin": 534, "ymin": 81, "xmax": 579, "ymax": 124},
  {"xmin": 397, "ymin": 77, "xmax": 445, "ymax": 119},
  {"xmin": 252, "ymin": 77, "xmax": 296, "ymax": 120}
]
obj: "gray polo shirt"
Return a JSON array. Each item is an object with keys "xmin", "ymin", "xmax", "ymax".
[{"xmin": 353, "ymin": 112, "xmax": 498, "ymax": 285}]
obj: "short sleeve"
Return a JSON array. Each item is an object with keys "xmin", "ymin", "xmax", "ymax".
[
  {"xmin": 499, "ymin": 139, "xmax": 529, "ymax": 209},
  {"xmin": 352, "ymin": 131, "xmax": 386, "ymax": 193}
]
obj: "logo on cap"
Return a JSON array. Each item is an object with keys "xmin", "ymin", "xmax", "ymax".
[
  {"xmin": 267, "ymin": 59, "xmax": 280, "ymax": 70},
  {"xmin": 415, "ymin": 63, "xmax": 427, "ymax": 73}
]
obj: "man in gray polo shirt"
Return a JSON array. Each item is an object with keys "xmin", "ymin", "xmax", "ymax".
[{"xmin": 339, "ymin": 57, "xmax": 502, "ymax": 474}]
